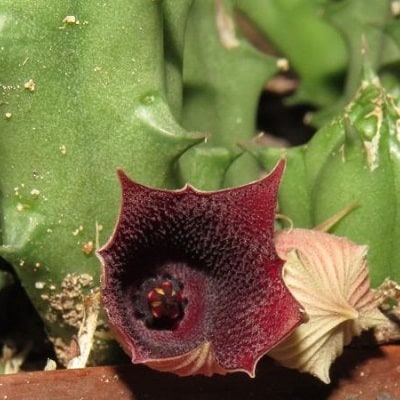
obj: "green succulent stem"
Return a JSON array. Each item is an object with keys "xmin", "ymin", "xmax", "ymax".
[{"xmin": 0, "ymin": 0, "xmax": 202, "ymax": 359}]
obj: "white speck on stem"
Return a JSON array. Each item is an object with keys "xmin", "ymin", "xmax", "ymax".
[
  {"xmin": 277, "ymin": 58, "xmax": 290, "ymax": 72},
  {"xmin": 63, "ymin": 15, "xmax": 77, "ymax": 24},
  {"xmin": 24, "ymin": 79, "xmax": 36, "ymax": 92},
  {"xmin": 59, "ymin": 144, "xmax": 67, "ymax": 155},
  {"xmin": 35, "ymin": 281, "xmax": 46, "ymax": 289}
]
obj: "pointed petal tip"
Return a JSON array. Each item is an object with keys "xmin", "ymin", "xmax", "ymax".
[
  {"xmin": 116, "ymin": 169, "xmax": 143, "ymax": 194},
  {"xmin": 116, "ymin": 168, "xmax": 140, "ymax": 188},
  {"xmin": 275, "ymin": 156, "xmax": 286, "ymax": 176},
  {"xmin": 116, "ymin": 168, "xmax": 127, "ymax": 181}
]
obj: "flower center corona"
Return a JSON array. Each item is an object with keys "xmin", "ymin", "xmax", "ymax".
[
  {"xmin": 135, "ymin": 275, "xmax": 186, "ymax": 329},
  {"xmin": 147, "ymin": 280, "xmax": 184, "ymax": 320}
]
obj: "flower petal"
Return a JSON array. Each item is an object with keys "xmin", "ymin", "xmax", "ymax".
[
  {"xmin": 144, "ymin": 341, "xmax": 228, "ymax": 376},
  {"xmin": 270, "ymin": 229, "xmax": 386, "ymax": 383},
  {"xmin": 97, "ymin": 160, "xmax": 304, "ymax": 376}
]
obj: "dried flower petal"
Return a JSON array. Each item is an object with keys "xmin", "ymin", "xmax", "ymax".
[
  {"xmin": 270, "ymin": 229, "xmax": 386, "ymax": 383},
  {"xmin": 97, "ymin": 161, "xmax": 303, "ymax": 376}
]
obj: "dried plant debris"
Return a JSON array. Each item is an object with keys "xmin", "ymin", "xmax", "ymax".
[
  {"xmin": 374, "ymin": 279, "xmax": 400, "ymax": 343},
  {"xmin": 35, "ymin": 273, "xmax": 98, "ymax": 365},
  {"xmin": 41, "ymin": 273, "xmax": 94, "ymax": 329},
  {"xmin": 67, "ymin": 290, "xmax": 101, "ymax": 369},
  {"xmin": 43, "ymin": 358, "xmax": 57, "ymax": 371},
  {"xmin": 0, "ymin": 340, "xmax": 32, "ymax": 374},
  {"xmin": 38, "ymin": 272, "xmax": 113, "ymax": 367}
]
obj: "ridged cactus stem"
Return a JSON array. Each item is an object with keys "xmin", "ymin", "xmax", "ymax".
[{"xmin": 0, "ymin": 0, "xmax": 203, "ymax": 363}]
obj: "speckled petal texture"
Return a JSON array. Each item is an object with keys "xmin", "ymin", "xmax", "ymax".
[{"xmin": 98, "ymin": 160, "xmax": 303, "ymax": 376}]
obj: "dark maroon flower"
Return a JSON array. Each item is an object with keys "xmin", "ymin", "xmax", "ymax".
[{"xmin": 97, "ymin": 160, "xmax": 303, "ymax": 377}]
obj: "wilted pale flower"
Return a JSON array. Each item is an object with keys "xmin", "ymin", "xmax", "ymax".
[
  {"xmin": 270, "ymin": 228, "xmax": 386, "ymax": 383},
  {"xmin": 97, "ymin": 161, "xmax": 304, "ymax": 377}
]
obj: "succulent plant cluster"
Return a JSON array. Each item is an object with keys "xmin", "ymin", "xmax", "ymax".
[{"xmin": 0, "ymin": 0, "xmax": 399, "ymax": 383}]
